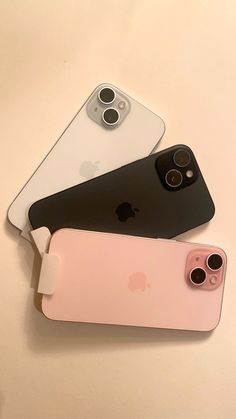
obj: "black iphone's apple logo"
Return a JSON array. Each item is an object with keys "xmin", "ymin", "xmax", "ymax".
[{"xmin": 115, "ymin": 202, "xmax": 140, "ymax": 222}]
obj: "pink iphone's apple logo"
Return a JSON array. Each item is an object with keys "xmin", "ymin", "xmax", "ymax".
[
  {"xmin": 115, "ymin": 202, "xmax": 140, "ymax": 222},
  {"xmin": 79, "ymin": 161, "xmax": 99, "ymax": 180},
  {"xmin": 128, "ymin": 272, "xmax": 151, "ymax": 292}
]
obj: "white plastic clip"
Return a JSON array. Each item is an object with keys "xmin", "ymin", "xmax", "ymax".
[
  {"xmin": 30, "ymin": 227, "xmax": 51, "ymax": 255},
  {"xmin": 38, "ymin": 253, "xmax": 59, "ymax": 295}
]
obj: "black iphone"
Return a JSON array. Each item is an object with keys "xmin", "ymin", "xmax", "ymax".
[{"xmin": 28, "ymin": 145, "xmax": 215, "ymax": 239}]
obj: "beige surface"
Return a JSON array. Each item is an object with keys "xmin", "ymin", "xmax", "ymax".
[{"xmin": 1, "ymin": 1, "xmax": 236, "ymax": 418}]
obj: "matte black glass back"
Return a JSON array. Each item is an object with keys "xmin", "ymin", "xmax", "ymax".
[{"xmin": 29, "ymin": 145, "xmax": 215, "ymax": 239}]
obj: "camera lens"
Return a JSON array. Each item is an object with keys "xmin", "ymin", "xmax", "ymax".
[
  {"xmin": 98, "ymin": 87, "xmax": 116, "ymax": 104},
  {"xmin": 173, "ymin": 149, "xmax": 191, "ymax": 167},
  {"xmin": 190, "ymin": 267, "xmax": 206, "ymax": 285},
  {"xmin": 207, "ymin": 254, "xmax": 223, "ymax": 271},
  {"xmin": 165, "ymin": 169, "xmax": 183, "ymax": 188},
  {"xmin": 102, "ymin": 108, "xmax": 120, "ymax": 126}
]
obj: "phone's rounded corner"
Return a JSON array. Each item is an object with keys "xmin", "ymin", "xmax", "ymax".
[
  {"xmin": 7, "ymin": 201, "xmax": 14, "ymax": 223},
  {"xmin": 204, "ymin": 315, "xmax": 222, "ymax": 332},
  {"xmin": 163, "ymin": 144, "xmax": 193, "ymax": 156},
  {"xmin": 150, "ymin": 119, "xmax": 166, "ymax": 154},
  {"xmin": 27, "ymin": 204, "xmax": 34, "ymax": 227},
  {"xmin": 159, "ymin": 117, "xmax": 166, "ymax": 139},
  {"xmin": 28, "ymin": 199, "xmax": 43, "ymax": 228},
  {"xmin": 214, "ymin": 244, "xmax": 227, "ymax": 266},
  {"xmin": 50, "ymin": 228, "xmax": 66, "ymax": 242},
  {"xmin": 7, "ymin": 201, "xmax": 19, "ymax": 231},
  {"xmin": 177, "ymin": 144, "xmax": 193, "ymax": 153},
  {"xmin": 208, "ymin": 201, "xmax": 216, "ymax": 222},
  {"xmin": 94, "ymin": 82, "xmax": 116, "ymax": 92},
  {"xmin": 41, "ymin": 298, "xmax": 57, "ymax": 321}
]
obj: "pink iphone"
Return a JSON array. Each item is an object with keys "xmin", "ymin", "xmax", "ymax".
[{"xmin": 36, "ymin": 229, "xmax": 227, "ymax": 332}]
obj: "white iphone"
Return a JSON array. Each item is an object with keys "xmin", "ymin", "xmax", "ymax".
[{"xmin": 8, "ymin": 83, "xmax": 165, "ymax": 237}]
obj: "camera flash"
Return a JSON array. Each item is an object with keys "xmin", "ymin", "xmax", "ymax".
[
  {"xmin": 210, "ymin": 276, "xmax": 217, "ymax": 285},
  {"xmin": 186, "ymin": 170, "xmax": 193, "ymax": 178},
  {"xmin": 118, "ymin": 101, "xmax": 126, "ymax": 110}
]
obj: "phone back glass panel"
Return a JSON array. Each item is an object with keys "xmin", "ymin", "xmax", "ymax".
[
  {"xmin": 8, "ymin": 84, "xmax": 165, "ymax": 233},
  {"xmin": 42, "ymin": 229, "xmax": 226, "ymax": 332},
  {"xmin": 29, "ymin": 145, "xmax": 215, "ymax": 239}
]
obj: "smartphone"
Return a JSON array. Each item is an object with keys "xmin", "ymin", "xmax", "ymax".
[
  {"xmin": 8, "ymin": 83, "xmax": 165, "ymax": 235},
  {"xmin": 29, "ymin": 145, "xmax": 215, "ymax": 239},
  {"xmin": 39, "ymin": 229, "xmax": 226, "ymax": 331}
]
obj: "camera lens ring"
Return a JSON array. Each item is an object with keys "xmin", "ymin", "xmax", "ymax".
[
  {"xmin": 207, "ymin": 253, "xmax": 223, "ymax": 271},
  {"xmin": 190, "ymin": 267, "xmax": 207, "ymax": 286},
  {"xmin": 102, "ymin": 107, "xmax": 120, "ymax": 126},
  {"xmin": 98, "ymin": 87, "xmax": 116, "ymax": 105},
  {"xmin": 173, "ymin": 149, "xmax": 191, "ymax": 168},
  {"xmin": 165, "ymin": 169, "xmax": 183, "ymax": 188}
]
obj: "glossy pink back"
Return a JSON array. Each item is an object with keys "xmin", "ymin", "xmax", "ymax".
[{"xmin": 42, "ymin": 229, "xmax": 227, "ymax": 331}]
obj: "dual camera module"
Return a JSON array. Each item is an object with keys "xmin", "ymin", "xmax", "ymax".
[
  {"xmin": 98, "ymin": 87, "xmax": 120, "ymax": 126},
  {"xmin": 190, "ymin": 253, "xmax": 223, "ymax": 286},
  {"xmin": 165, "ymin": 149, "xmax": 192, "ymax": 188},
  {"xmin": 156, "ymin": 146, "xmax": 197, "ymax": 192},
  {"xmin": 87, "ymin": 86, "xmax": 129, "ymax": 129}
]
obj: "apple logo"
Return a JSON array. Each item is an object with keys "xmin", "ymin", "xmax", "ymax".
[
  {"xmin": 79, "ymin": 161, "xmax": 99, "ymax": 180},
  {"xmin": 128, "ymin": 272, "xmax": 151, "ymax": 292},
  {"xmin": 115, "ymin": 202, "xmax": 139, "ymax": 222}
]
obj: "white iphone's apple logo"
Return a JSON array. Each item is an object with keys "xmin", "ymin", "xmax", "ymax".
[
  {"xmin": 79, "ymin": 161, "xmax": 99, "ymax": 180},
  {"xmin": 128, "ymin": 272, "xmax": 151, "ymax": 291}
]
